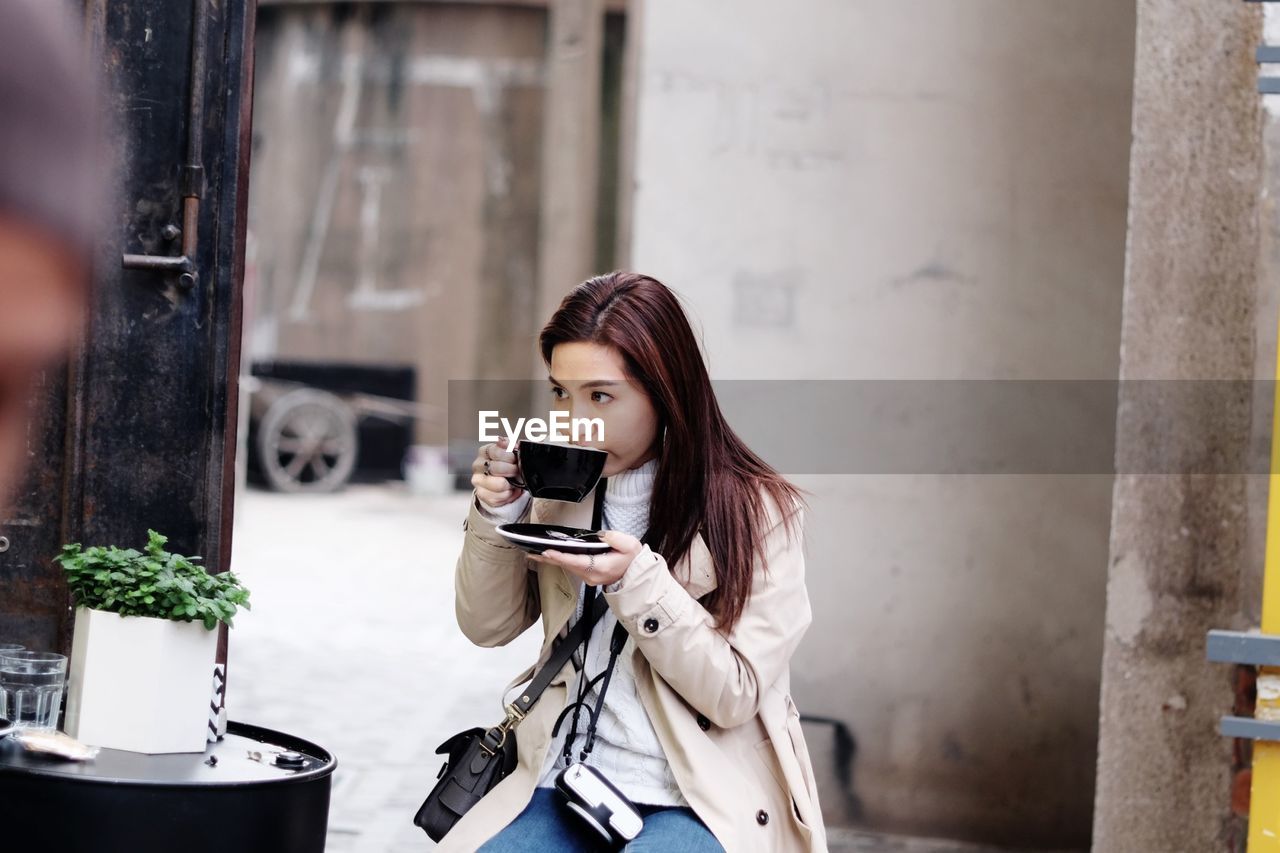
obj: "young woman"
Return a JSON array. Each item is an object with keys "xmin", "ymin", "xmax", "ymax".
[{"xmin": 443, "ymin": 272, "xmax": 825, "ymax": 851}]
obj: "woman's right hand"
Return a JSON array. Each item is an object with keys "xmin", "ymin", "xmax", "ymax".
[{"xmin": 471, "ymin": 437, "xmax": 525, "ymax": 508}]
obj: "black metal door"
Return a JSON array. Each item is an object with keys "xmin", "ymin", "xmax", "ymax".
[{"xmin": 0, "ymin": 0, "xmax": 256, "ymax": 655}]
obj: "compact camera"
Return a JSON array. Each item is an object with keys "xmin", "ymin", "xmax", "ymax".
[{"xmin": 554, "ymin": 762, "xmax": 644, "ymax": 846}]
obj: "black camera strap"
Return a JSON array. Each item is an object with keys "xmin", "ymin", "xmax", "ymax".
[
  {"xmin": 552, "ymin": 586, "xmax": 631, "ymax": 765},
  {"xmin": 554, "ymin": 524, "xmax": 650, "ymax": 765},
  {"xmin": 580, "ymin": 607, "xmax": 630, "ymax": 759}
]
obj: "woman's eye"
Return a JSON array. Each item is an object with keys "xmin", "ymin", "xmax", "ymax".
[
  {"xmin": 550, "ymin": 386, "xmax": 567, "ymax": 399},
  {"xmin": 591, "ymin": 391, "xmax": 612, "ymax": 403}
]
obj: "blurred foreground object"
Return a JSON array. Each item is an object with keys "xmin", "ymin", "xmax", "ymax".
[{"xmin": 0, "ymin": 0, "xmax": 101, "ymax": 506}]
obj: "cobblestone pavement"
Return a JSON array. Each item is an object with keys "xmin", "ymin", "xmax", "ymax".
[
  {"xmin": 230, "ymin": 484, "xmax": 540, "ymax": 852},
  {"xmin": 229, "ymin": 485, "xmax": 1080, "ymax": 853}
]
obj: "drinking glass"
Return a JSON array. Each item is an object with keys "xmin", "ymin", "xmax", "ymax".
[{"xmin": 0, "ymin": 651, "xmax": 68, "ymax": 731}]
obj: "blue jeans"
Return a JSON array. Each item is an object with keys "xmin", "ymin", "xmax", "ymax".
[{"xmin": 477, "ymin": 787, "xmax": 725, "ymax": 852}]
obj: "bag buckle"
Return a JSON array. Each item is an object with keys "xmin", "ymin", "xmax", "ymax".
[{"xmin": 479, "ymin": 704, "xmax": 526, "ymax": 756}]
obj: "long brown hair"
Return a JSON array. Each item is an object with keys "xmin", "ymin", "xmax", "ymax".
[{"xmin": 539, "ymin": 271, "xmax": 805, "ymax": 632}]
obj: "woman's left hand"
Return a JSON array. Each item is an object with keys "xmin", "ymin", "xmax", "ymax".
[{"xmin": 529, "ymin": 530, "xmax": 644, "ymax": 587}]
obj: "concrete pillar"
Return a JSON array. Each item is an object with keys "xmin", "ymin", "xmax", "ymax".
[
  {"xmin": 627, "ymin": 1, "xmax": 1134, "ymax": 844},
  {"xmin": 1092, "ymin": 2, "xmax": 1265, "ymax": 851},
  {"xmin": 534, "ymin": 0, "xmax": 605, "ymax": 334}
]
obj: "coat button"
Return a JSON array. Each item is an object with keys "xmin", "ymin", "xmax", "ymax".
[
  {"xmin": 696, "ymin": 714, "xmax": 711, "ymax": 731},
  {"xmin": 756, "ymin": 809, "xmax": 769, "ymax": 826},
  {"xmin": 643, "ymin": 618, "xmax": 659, "ymax": 633}
]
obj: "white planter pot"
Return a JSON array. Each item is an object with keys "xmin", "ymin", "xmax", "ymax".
[{"xmin": 64, "ymin": 608, "xmax": 218, "ymax": 754}]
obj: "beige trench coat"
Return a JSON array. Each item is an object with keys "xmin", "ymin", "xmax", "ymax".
[{"xmin": 439, "ymin": 482, "xmax": 827, "ymax": 852}]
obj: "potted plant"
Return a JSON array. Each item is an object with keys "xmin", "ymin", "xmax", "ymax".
[{"xmin": 56, "ymin": 530, "xmax": 251, "ymax": 754}]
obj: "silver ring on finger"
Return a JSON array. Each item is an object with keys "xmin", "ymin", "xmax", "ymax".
[{"xmin": 588, "ymin": 553, "xmax": 596, "ymax": 576}]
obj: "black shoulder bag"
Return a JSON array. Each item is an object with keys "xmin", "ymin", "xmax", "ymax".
[{"xmin": 413, "ymin": 483, "xmax": 610, "ymax": 841}]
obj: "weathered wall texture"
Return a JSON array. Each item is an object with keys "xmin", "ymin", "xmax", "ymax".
[
  {"xmin": 1092, "ymin": 2, "xmax": 1266, "ymax": 852},
  {"xmin": 246, "ymin": 3, "xmax": 548, "ymax": 442},
  {"xmin": 1252, "ymin": 4, "xmax": 1280, "ymax": 631},
  {"xmin": 628, "ymin": 1, "xmax": 1135, "ymax": 845}
]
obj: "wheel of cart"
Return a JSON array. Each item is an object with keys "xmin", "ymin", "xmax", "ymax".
[{"xmin": 255, "ymin": 387, "xmax": 359, "ymax": 493}]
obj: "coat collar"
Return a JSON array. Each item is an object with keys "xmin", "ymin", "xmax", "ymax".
[{"xmin": 532, "ymin": 482, "xmax": 718, "ymax": 608}]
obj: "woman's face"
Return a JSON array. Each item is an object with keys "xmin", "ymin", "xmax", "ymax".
[{"xmin": 548, "ymin": 342, "xmax": 660, "ymax": 476}]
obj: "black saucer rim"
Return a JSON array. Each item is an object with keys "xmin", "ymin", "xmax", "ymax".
[{"xmin": 495, "ymin": 523, "xmax": 611, "ymax": 554}]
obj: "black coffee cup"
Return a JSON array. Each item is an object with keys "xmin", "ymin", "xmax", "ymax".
[{"xmin": 507, "ymin": 441, "xmax": 608, "ymax": 502}]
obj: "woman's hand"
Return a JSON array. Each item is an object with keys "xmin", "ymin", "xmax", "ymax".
[
  {"xmin": 530, "ymin": 530, "xmax": 644, "ymax": 587},
  {"xmin": 470, "ymin": 437, "xmax": 524, "ymax": 508}
]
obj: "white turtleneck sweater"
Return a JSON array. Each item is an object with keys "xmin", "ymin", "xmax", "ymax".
[{"xmin": 477, "ymin": 457, "xmax": 688, "ymax": 806}]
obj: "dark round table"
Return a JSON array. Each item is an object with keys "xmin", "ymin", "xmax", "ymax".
[{"xmin": 0, "ymin": 721, "xmax": 335, "ymax": 852}]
